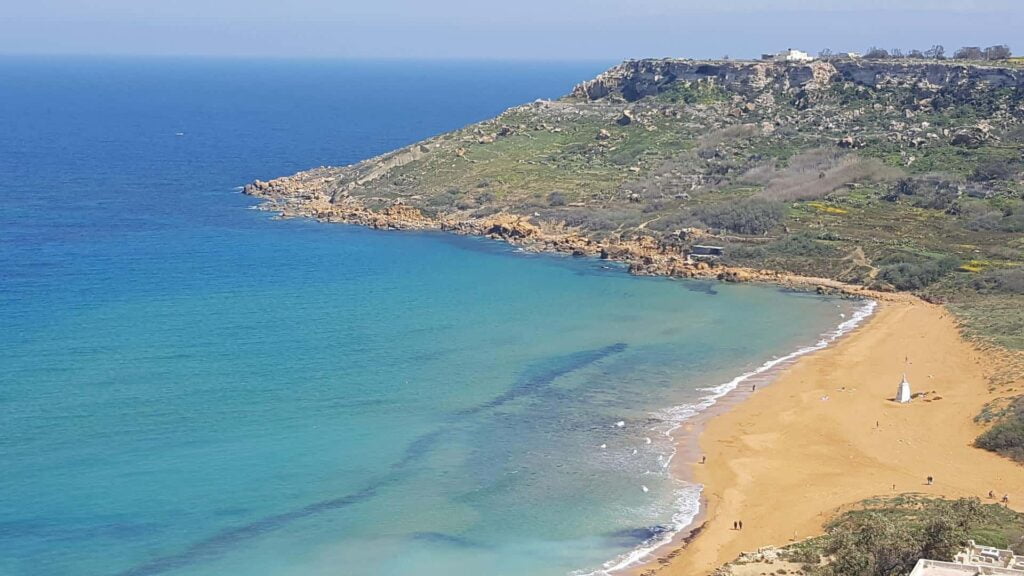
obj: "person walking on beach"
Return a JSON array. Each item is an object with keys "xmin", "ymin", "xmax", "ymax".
[
  {"xmin": 927, "ymin": 476, "xmax": 934, "ymax": 485},
  {"xmin": 1003, "ymin": 494, "xmax": 1010, "ymax": 506},
  {"xmin": 739, "ymin": 520, "xmax": 743, "ymax": 530},
  {"xmin": 989, "ymin": 490, "xmax": 995, "ymax": 499},
  {"xmin": 733, "ymin": 521, "xmax": 738, "ymax": 530},
  {"xmin": 701, "ymin": 455, "xmax": 706, "ymax": 464}
]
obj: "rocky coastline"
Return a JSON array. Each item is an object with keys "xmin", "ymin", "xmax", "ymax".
[{"xmin": 243, "ymin": 176, "xmax": 896, "ymax": 300}]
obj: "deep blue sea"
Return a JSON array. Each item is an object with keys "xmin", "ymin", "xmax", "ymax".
[{"xmin": 0, "ymin": 57, "xmax": 867, "ymax": 576}]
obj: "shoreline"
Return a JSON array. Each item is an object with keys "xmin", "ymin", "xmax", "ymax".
[
  {"xmin": 240, "ymin": 184, "xmax": 911, "ymax": 304},
  {"xmin": 637, "ymin": 299, "xmax": 1024, "ymax": 576},
  {"xmin": 240, "ymin": 190, "xmax": 1019, "ymax": 576},
  {"xmin": 592, "ymin": 299, "xmax": 878, "ymax": 575}
]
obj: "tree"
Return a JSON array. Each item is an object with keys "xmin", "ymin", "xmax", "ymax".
[
  {"xmin": 823, "ymin": 512, "xmax": 921, "ymax": 576},
  {"xmin": 924, "ymin": 45, "xmax": 946, "ymax": 60},
  {"xmin": 819, "ymin": 48, "xmax": 834, "ymax": 58},
  {"xmin": 822, "ymin": 499, "xmax": 986, "ymax": 576},
  {"xmin": 919, "ymin": 500, "xmax": 985, "ymax": 561},
  {"xmin": 954, "ymin": 46, "xmax": 984, "ymax": 60},
  {"xmin": 891, "ymin": 48, "xmax": 905, "ymax": 59},
  {"xmin": 909, "ymin": 49, "xmax": 926, "ymax": 59},
  {"xmin": 984, "ymin": 45, "xmax": 1012, "ymax": 60},
  {"xmin": 864, "ymin": 46, "xmax": 890, "ymax": 59}
]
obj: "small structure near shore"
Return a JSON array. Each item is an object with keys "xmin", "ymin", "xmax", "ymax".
[
  {"xmin": 896, "ymin": 374, "xmax": 912, "ymax": 403},
  {"xmin": 690, "ymin": 245, "xmax": 725, "ymax": 258}
]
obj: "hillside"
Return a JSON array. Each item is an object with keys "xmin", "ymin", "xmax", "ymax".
[{"xmin": 244, "ymin": 58, "xmax": 1024, "ymax": 351}]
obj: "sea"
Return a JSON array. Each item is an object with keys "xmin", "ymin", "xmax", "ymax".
[{"xmin": 0, "ymin": 57, "xmax": 871, "ymax": 576}]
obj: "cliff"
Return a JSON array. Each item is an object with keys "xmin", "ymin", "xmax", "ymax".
[{"xmin": 571, "ymin": 59, "xmax": 1024, "ymax": 102}]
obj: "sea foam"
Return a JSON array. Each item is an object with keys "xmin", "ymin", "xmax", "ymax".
[{"xmin": 581, "ymin": 298, "xmax": 878, "ymax": 575}]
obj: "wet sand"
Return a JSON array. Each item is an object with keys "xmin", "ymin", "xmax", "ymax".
[{"xmin": 639, "ymin": 299, "xmax": 1024, "ymax": 576}]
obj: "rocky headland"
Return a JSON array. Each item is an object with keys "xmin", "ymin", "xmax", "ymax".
[{"xmin": 245, "ymin": 57, "xmax": 1024, "ymax": 339}]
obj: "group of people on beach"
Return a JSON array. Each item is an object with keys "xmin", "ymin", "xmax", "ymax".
[
  {"xmin": 988, "ymin": 490, "xmax": 1011, "ymax": 505},
  {"xmin": 732, "ymin": 521, "xmax": 743, "ymax": 530}
]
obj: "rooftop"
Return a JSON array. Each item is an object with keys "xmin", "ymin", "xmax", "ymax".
[{"xmin": 910, "ymin": 559, "xmax": 1024, "ymax": 576}]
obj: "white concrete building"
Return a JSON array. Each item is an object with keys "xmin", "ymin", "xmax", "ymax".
[
  {"xmin": 775, "ymin": 49, "xmax": 814, "ymax": 62},
  {"xmin": 896, "ymin": 374, "xmax": 912, "ymax": 403},
  {"xmin": 908, "ymin": 540, "xmax": 1024, "ymax": 576},
  {"xmin": 957, "ymin": 541, "xmax": 1024, "ymax": 572},
  {"xmin": 909, "ymin": 559, "xmax": 1023, "ymax": 576}
]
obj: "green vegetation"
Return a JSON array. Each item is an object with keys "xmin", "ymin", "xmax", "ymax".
[
  {"xmin": 878, "ymin": 255, "xmax": 960, "ymax": 291},
  {"xmin": 655, "ymin": 80, "xmax": 728, "ymax": 105},
  {"xmin": 975, "ymin": 398, "xmax": 1024, "ymax": 463},
  {"xmin": 782, "ymin": 496, "xmax": 1024, "ymax": 576},
  {"xmin": 694, "ymin": 198, "xmax": 786, "ymax": 235}
]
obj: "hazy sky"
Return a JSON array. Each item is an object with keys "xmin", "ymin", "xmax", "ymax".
[{"xmin": 2, "ymin": 0, "xmax": 1021, "ymax": 60}]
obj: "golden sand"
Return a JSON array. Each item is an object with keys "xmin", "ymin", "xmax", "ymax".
[{"xmin": 640, "ymin": 300, "xmax": 1024, "ymax": 576}]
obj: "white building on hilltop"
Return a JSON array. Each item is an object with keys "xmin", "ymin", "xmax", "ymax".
[
  {"xmin": 896, "ymin": 374, "xmax": 912, "ymax": 403},
  {"xmin": 774, "ymin": 49, "xmax": 814, "ymax": 62}
]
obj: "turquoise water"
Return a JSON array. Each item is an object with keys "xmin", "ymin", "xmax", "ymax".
[{"xmin": 0, "ymin": 57, "xmax": 863, "ymax": 576}]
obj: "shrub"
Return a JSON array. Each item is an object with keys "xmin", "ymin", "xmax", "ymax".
[
  {"xmin": 954, "ymin": 46, "xmax": 985, "ymax": 60},
  {"xmin": 879, "ymin": 256, "xmax": 959, "ymax": 291},
  {"xmin": 770, "ymin": 234, "xmax": 837, "ymax": 257},
  {"xmin": 821, "ymin": 498, "xmax": 986, "ymax": 576},
  {"xmin": 970, "ymin": 159, "xmax": 1016, "ymax": 182},
  {"xmin": 547, "ymin": 191, "xmax": 567, "ymax": 207},
  {"xmin": 750, "ymin": 149, "xmax": 901, "ymax": 202},
  {"xmin": 972, "ymin": 268, "xmax": 1024, "ymax": 295},
  {"xmin": 983, "ymin": 45, "xmax": 1012, "ymax": 60},
  {"xmin": 864, "ymin": 47, "xmax": 891, "ymax": 60},
  {"xmin": 976, "ymin": 400, "xmax": 1024, "ymax": 463},
  {"xmin": 561, "ymin": 209, "xmax": 617, "ymax": 231},
  {"xmin": 884, "ymin": 176, "xmax": 960, "ymax": 211},
  {"xmin": 695, "ymin": 199, "xmax": 786, "ymax": 235}
]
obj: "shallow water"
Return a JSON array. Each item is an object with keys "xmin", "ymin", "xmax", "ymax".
[{"xmin": 0, "ymin": 57, "xmax": 863, "ymax": 576}]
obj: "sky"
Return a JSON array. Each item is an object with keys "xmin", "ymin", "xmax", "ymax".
[{"xmin": 1, "ymin": 0, "xmax": 1022, "ymax": 60}]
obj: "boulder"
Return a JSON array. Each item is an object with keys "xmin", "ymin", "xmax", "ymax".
[{"xmin": 950, "ymin": 129, "xmax": 984, "ymax": 148}]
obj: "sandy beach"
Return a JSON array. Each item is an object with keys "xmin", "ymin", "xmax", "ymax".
[{"xmin": 639, "ymin": 299, "xmax": 1024, "ymax": 576}]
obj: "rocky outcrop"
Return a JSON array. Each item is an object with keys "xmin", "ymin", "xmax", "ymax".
[
  {"xmin": 243, "ymin": 177, "xmax": 892, "ymax": 299},
  {"xmin": 571, "ymin": 59, "xmax": 1024, "ymax": 102}
]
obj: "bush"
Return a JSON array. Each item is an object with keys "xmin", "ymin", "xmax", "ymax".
[
  {"xmin": 962, "ymin": 199, "xmax": 1024, "ymax": 232},
  {"xmin": 879, "ymin": 256, "xmax": 959, "ymax": 291},
  {"xmin": 695, "ymin": 199, "xmax": 786, "ymax": 235},
  {"xmin": 821, "ymin": 498, "xmax": 986, "ymax": 576},
  {"xmin": 976, "ymin": 400, "xmax": 1024, "ymax": 463},
  {"xmin": 561, "ymin": 209, "xmax": 617, "ymax": 232},
  {"xmin": 983, "ymin": 45, "xmax": 1012, "ymax": 60},
  {"xmin": 864, "ymin": 47, "xmax": 891, "ymax": 60},
  {"xmin": 972, "ymin": 268, "xmax": 1024, "ymax": 295},
  {"xmin": 770, "ymin": 234, "xmax": 837, "ymax": 257},
  {"xmin": 970, "ymin": 159, "xmax": 1017, "ymax": 182},
  {"xmin": 884, "ymin": 176, "xmax": 960, "ymax": 211},
  {"xmin": 547, "ymin": 191, "xmax": 567, "ymax": 207}
]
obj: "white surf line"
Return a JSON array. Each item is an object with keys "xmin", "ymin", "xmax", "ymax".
[{"xmin": 577, "ymin": 298, "xmax": 878, "ymax": 576}]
